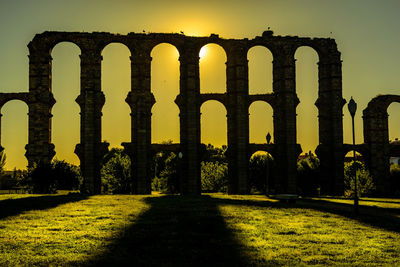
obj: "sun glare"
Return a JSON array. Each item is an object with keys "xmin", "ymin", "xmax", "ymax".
[{"xmin": 199, "ymin": 46, "xmax": 207, "ymax": 59}]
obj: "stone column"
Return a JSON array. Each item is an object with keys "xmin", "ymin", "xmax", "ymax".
[
  {"xmin": 124, "ymin": 50, "xmax": 154, "ymax": 194},
  {"xmin": 226, "ymin": 45, "xmax": 249, "ymax": 194},
  {"xmin": 75, "ymin": 49, "xmax": 108, "ymax": 194},
  {"xmin": 316, "ymin": 54, "xmax": 345, "ymax": 196},
  {"xmin": 363, "ymin": 108, "xmax": 390, "ymax": 195},
  {"xmin": 26, "ymin": 50, "xmax": 56, "ymax": 166},
  {"xmin": 272, "ymin": 50, "xmax": 298, "ymax": 194},
  {"xmin": 178, "ymin": 46, "xmax": 201, "ymax": 195}
]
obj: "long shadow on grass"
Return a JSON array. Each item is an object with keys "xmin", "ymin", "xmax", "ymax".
[
  {"xmin": 187, "ymin": 196, "xmax": 400, "ymax": 234},
  {"xmin": 0, "ymin": 194, "xmax": 88, "ymax": 220},
  {"xmin": 297, "ymin": 198, "xmax": 400, "ymax": 233},
  {"xmin": 88, "ymin": 195, "xmax": 250, "ymax": 266}
]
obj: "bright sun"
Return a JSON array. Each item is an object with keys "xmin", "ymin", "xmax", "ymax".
[{"xmin": 199, "ymin": 46, "xmax": 207, "ymax": 59}]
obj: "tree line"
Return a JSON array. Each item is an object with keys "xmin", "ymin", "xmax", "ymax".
[{"xmin": 0, "ymin": 145, "xmax": 399, "ymax": 197}]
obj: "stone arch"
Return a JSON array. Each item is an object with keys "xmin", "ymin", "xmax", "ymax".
[
  {"xmin": 249, "ymin": 101, "xmax": 274, "ymax": 144},
  {"xmin": 363, "ymin": 94, "xmax": 400, "ymax": 194},
  {"xmin": 199, "ymin": 94, "xmax": 227, "ymax": 110},
  {"xmin": 199, "ymin": 43, "xmax": 227, "ymax": 94},
  {"xmin": 101, "ymin": 42, "xmax": 132, "ymax": 148},
  {"xmin": 21, "ymin": 30, "xmax": 345, "ymax": 196},
  {"xmin": 293, "ymin": 40, "xmax": 344, "ymax": 196},
  {"xmin": 50, "ymin": 42, "xmax": 81, "ymax": 164},
  {"xmin": 247, "ymin": 45, "xmax": 273, "ymax": 94},
  {"xmin": 150, "ymin": 43, "xmax": 180, "ymax": 144},
  {"xmin": 99, "ymin": 41, "xmax": 132, "ymax": 57},
  {"xmin": 342, "ymin": 144, "xmax": 368, "ymax": 161},
  {"xmin": 0, "ymin": 99, "xmax": 29, "ymax": 169},
  {"xmin": 200, "ymin": 100, "xmax": 227, "ymax": 147},
  {"xmin": 295, "ymin": 46, "xmax": 319, "ymax": 155}
]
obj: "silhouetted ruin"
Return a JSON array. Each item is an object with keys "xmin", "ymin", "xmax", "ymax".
[{"xmin": 0, "ymin": 30, "xmax": 395, "ymax": 196}]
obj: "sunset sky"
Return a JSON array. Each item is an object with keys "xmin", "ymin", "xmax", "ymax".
[{"xmin": 0, "ymin": 0, "xmax": 399, "ymax": 169}]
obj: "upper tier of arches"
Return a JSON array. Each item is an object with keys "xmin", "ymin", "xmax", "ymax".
[{"xmin": 28, "ymin": 31, "xmax": 341, "ymax": 65}]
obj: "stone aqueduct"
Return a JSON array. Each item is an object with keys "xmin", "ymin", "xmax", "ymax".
[{"xmin": 0, "ymin": 31, "xmax": 397, "ymax": 195}]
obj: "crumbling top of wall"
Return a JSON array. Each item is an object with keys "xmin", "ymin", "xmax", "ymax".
[
  {"xmin": 27, "ymin": 30, "xmax": 340, "ymax": 60},
  {"xmin": 364, "ymin": 94, "xmax": 400, "ymax": 113}
]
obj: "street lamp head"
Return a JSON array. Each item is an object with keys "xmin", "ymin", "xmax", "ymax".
[
  {"xmin": 348, "ymin": 96, "xmax": 357, "ymax": 117},
  {"xmin": 266, "ymin": 132, "xmax": 271, "ymax": 144}
]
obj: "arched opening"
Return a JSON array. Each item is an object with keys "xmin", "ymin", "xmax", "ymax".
[
  {"xmin": 151, "ymin": 43, "xmax": 180, "ymax": 144},
  {"xmin": 1, "ymin": 100, "xmax": 28, "ymax": 170},
  {"xmin": 249, "ymin": 151, "xmax": 274, "ymax": 194},
  {"xmin": 51, "ymin": 42, "xmax": 81, "ymax": 165},
  {"xmin": 249, "ymin": 101, "xmax": 273, "ymax": 143},
  {"xmin": 200, "ymin": 100, "xmax": 228, "ymax": 193},
  {"xmin": 101, "ymin": 43, "xmax": 131, "ymax": 148},
  {"xmin": 247, "ymin": 46, "xmax": 273, "ymax": 94},
  {"xmin": 201, "ymin": 100, "xmax": 227, "ymax": 147},
  {"xmin": 388, "ymin": 102, "xmax": 400, "ymax": 143},
  {"xmin": 295, "ymin": 46, "xmax": 319, "ymax": 156},
  {"xmin": 199, "ymin": 43, "xmax": 227, "ymax": 93}
]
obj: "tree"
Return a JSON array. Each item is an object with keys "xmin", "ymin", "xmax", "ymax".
[
  {"xmin": 297, "ymin": 153, "xmax": 320, "ymax": 196},
  {"xmin": 201, "ymin": 144, "xmax": 227, "ymax": 163},
  {"xmin": 22, "ymin": 162, "xmax": 58, "ymax": 194},
  {"xmin": 52, "ymin": 160, "xmax": 81, "ymax": 190},
  {"xmin": 344, "ymin": 161, "xmax": 375, "ymax": 197},
  {"xmin": 249, "ymin": 152, "xmax": 274, "ymax": 194},
  {"xmin": 389, "ymin": 163, "xmax": 400, "ymax": 196},
  {"xmin": 101, "ymin": 148, "xmax": 131, "ymax": 194},
  {"xmin": 20, "ymin": 160, "xmax": 81, "ymax": 193},
  {"xmin": 152, "ymin": 152, "xmax": 179, "ymax": 193},
  {"xmin": 201, "ymin": 161, "xmax": 227, "ymax": 192}
]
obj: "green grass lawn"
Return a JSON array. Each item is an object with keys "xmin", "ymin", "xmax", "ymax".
[{"xmin": 0, "ymin": 193, "xmax": 399, "ymax": 266}]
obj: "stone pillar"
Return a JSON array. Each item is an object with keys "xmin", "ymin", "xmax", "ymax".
[
  {"xmin": 226, "ymin": 45, "xmax": 249, "ymax": 194},
  {"xmin": 363, "ymin": 108, "xmax": 390, "ymax": 195},
  {"xmin": 177, "ymin": 46, "xmax": 201, "ymax": 195},
  {"xmin": 124, "ymin": 50, "xmax": 154, "ymax": 194},
  {"xmin": 26, "ymin": 50, "xmax": 56, "ymax": 166},
  {"xmin": 316, "ymin": 54, "xmax": 345, "ymax": 196},
  {"xmin": 272, "ymin": 50, "xmax": 298, "ymax": 194},
  {"xmin": 75, "ymin": 49, "xmax": 108, "ymax": 194}
]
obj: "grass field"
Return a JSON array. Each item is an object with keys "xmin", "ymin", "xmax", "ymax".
[{"xmin": 0, "ymin": 193, "xmax": 399, "ymax": 266}]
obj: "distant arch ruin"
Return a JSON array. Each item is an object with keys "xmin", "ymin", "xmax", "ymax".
[
  {"xmin": 363, "ymin": 94, "xmax": 400, "ymax": 195},
  {"xmin": 0, "ymin": 30, "xmax": 346, "ymax": 195}
]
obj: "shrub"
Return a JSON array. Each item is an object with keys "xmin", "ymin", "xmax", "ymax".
[
  {"xmin": 154, "ymin": 152, "xmax": 179, "ymax": 194},
  {"xmin": 22, "ymin": 162, "xmax": 58, "ymax": 194},
  {"xmin": 249, "ymin": 153, "xmax": 274, "ymax": 194},
  {"xmin": 101, "ymin": 148, "xmax": 131, "ymax": 194},
  {"xmin": 389, "ymin": 164, "xmax": 400, "ymax": 196},
  {"xmin": 297, "ymin": 154, "xmax": 320, "ymax": 196},
  {"xmin": 201, "ymin": 161, "xmax": 227, "ymax": 193},
  {"xmin": 21, "ymin": 160, "xmax": 81, "ymax": 194},
  {"xmin": 52, "ymin": 160, "xmax": 81, "ymax": 190},
  {"xmin": 344, "ymin": 161, "xmax": 375, "ymax": 197}
]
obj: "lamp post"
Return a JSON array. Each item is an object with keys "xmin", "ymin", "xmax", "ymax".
[
  {"xmin": 348, "ymin": 97, "xmax": 359, "ymax": 215},
  {"xmin": 266, "ymin": 132, "xmax": 271, "ymax": 196}
]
